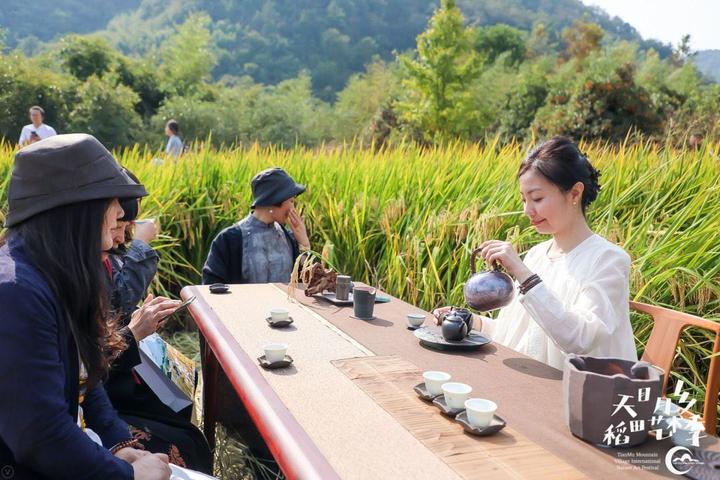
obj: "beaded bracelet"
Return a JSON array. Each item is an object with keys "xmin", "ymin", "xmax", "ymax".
[
  {"xmin": 110, "ymin": 438, "xmax": 139, "ymax": 455},
  {"xmin": 519, "ymin": 273, "xmax": 542, "ymax": 295}
]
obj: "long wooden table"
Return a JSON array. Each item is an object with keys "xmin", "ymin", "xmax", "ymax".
[{"xmin": 182, "ymin": 283, "xmax": 719, "ymax": 479}]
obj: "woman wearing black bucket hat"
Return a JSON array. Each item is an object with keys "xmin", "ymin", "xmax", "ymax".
[
  {"xmin": 202, "ymin": 167, "xmax": 310, "ymax": 285},
  {"xmin": 0, "ymin": 134, "xmax": 173, "ymax": 479}
]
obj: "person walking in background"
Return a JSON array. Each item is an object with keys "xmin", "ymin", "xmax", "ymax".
[
  {"xmin": 164, "ymin": 120, "xmax": 183, "ymax": 158},
  {"xmin": 18, "ymin": 106, "xmax": 57, "ymax": 147}
]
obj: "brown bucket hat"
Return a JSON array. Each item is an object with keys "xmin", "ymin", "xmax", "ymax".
[{"xmin": 5, "ymin": 134, "xmax": 148, "ymax": 227}]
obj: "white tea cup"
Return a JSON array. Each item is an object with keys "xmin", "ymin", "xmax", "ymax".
[
  {"xmin": 264, "ymin": 343, "xmax": 288, "ymax": 363},
  {"xmin": 407, "ymin": 313, "xmax": 426, "ymax": 328},
  {"xmin": 671, "ymin": 418, "xmax": 705, "ymax": 447},
  {"xmin": 465, "ymin": 398, "xmax": 497, "ymax": 428},
  {"xmin": 442, "ymin": 382, "xmax": 472, "ymax": 409},
  {"xmin": 653, "ymin": 398, "xmax": 681, "ymax": 417},
  {"xmin": 422, "ymin": 371, "xmax": 451, "ymax": 396},
  {"xmin": 270, "ymin": 308, "xmax": 290, "ymax": 322}
]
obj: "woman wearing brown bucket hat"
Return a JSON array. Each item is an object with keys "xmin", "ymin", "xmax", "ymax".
[{"xmin": 0, "ymin": 134, "xmax": 176, "ymax": 479}]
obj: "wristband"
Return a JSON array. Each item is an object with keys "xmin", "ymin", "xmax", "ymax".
[{"xmin": 519, "ymin": 273, "xmax": 542, "ymax": 294}]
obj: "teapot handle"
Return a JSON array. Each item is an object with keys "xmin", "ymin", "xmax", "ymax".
[{"xmin": 470, "ymin": 247, "xmax": 499, "ymax": 273}]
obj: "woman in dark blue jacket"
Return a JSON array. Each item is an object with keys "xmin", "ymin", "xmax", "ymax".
[
  {"xmin": 0, "ymin": 134, "xmax": 172, "ymax": 479},
  {"xmin": 202, "ymin": 167, "xmax": 310, "ymax": 285}
]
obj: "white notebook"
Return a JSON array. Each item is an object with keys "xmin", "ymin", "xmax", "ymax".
[{"xmin": 171, "ymin": 464, "xmax": 218, "ymax": 479}]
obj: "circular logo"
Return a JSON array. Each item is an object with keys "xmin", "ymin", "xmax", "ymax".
[
  {"xmin": 1, "ymin": 465, "xmax": 14, "ymax": 479},
  {"xmin": 665, "ymin": 446, "xmax": 702, "ymax": 475}
]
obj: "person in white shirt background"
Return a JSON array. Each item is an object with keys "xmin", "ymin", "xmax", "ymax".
[
  {"xmin": 434, "ymin": 136, "xmax": 637, "ymax": 370},
  {"xmin": 18, "ymin": 105, "xmax": 57, "ymax": 147},
  {"xmin": 164, "ymin": 119, "xmax": 184, "ymax": 158}
]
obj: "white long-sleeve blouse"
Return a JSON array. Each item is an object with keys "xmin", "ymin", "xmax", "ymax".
[{"xmin": 480, "ymin": 234, "xmax": 638, "ymax": 370}]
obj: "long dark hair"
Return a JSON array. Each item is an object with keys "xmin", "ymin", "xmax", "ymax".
[
  {"xmin": 518, "ymin": 136, "xmax": 601, "ymax": 215},
  {"xmin": 4, "ymin": 199, "xmax": 125, "ymax": 389}
]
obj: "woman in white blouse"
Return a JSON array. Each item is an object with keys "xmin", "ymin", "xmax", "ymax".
[{"xmin": 435, "ymin": 136, "xmax": 637, "ymax": 370}]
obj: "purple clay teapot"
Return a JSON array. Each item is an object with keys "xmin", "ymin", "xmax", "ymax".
[
  {"xmin": 463, "ymin": 247, "xmax": 515, "ymax": 312},
  {"xmin": 440, "ymin": 307, "xmax": 474, "ymax": 341}
]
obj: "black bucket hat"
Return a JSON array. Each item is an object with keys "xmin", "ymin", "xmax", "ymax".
[
  {"xmin": 119, "ymin": 168, "xmax": 141, "ymax": 222},
  {"xmin": 5, "ymin": 134, "xmax": 148, "ymax": 227},
  {"xmin": 250, "ymin": 167, "xmax": 306, "ymax": 208}
]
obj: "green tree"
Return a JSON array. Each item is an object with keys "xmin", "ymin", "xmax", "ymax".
[
  {"xmin": 533, "ymin": 63, "xmax": 661, "ymax": 141},
  {"xmin": 160, "ymin": 13, "xmax": 217, "ymax": 96},
  {"xmin": 498, "ymin": 66, "xmax": 549, "ymax": 140},
  {"xmin": 333, "ymin": 60, "xmax": 400, "ymax": 141},
  {"xmin": 58, "ymin": 35, "xmax": 115, "ymax": 80},
  {"xmin": 247, "ymin": 73, "xmax": 334, "ymax": 147},
  {"xmin": 155, "ymin": 73, "xmax": 334, "ymax": 148},
  {"xmin": 0, "ymin": 53, "xmax": 76, "ymax": 141},
  {"xmin": 396, "ymin": 0, "xmax": 483, "ymax": 141},
  {"xmin": 115, "ymin": 57, "xmax": 167, "ymax": 118},
  {"xmin": 474, "ymin": 24, "xmax": 526, "ymax": 66},
  {"xmin": 527, "ymin": 23, "xmax": 553, "ymax": 59},
  {"xmin": 68, "ymin": 75, "xmax": 142, "ymax": 148},
  {"xmin": 562, "ymin": 21, "xmax": 604, "ymax": 61},
  {"xmin": 671, "ymin": 34, "xmax": 693, "ymax": 67}
]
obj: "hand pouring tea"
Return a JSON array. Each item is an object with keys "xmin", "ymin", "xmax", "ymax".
[{"xmin": 463, "ymin": 247, "xmax": 515, "ymax": 312}]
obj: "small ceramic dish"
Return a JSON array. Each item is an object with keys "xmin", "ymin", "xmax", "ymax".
[
  {"xmin": 265, "ymin": 316, "xmax": 294, "ymax": 328},
  {"xmin": 682, "ymin": 448, "xmax": 720, "ymax": 480},
  {"xmin": 432, "ymin": 395, "xmax": 465, "ymax": 417},
  {"xmin": 318, "ymin": 291, "xmax": 392, "ymax": 305},
  {"xmin": 209, "ymin": 283, "xmax": 230, "ymax": 294},
  {"xmin": 350, "ymin": 315, "xmax": 376, "ymax": 321},
  {"xmin": 257, "ymin": 355, "xmax": 294, "ymax": 369},
  {"xmin": 413, "ymin": 382, "xmax": 442, "ymax": 401},
  {"xmin": 455, "ymin": 411, "xmax": 507, "ymax": 436}
]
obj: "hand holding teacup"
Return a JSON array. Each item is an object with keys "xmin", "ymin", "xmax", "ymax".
[{"xmin": 134, "ymin": 218, "xmax": 159, "ymax": 244}]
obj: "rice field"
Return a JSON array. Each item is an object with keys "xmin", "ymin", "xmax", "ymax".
[{"xmin": 1, "ymin": 137, "xmax": 719, "ymax": 458}]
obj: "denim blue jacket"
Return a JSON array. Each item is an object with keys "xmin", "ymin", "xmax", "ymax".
[
  {"xmin": 110, "ymin": 239, "xmax": 159, "ymax": 319},
  {"xmin": 0, "ymin": 236, "xmax": 134, "ymax": 479}
]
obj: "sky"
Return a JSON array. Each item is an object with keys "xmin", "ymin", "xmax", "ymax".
[{"xmin": 581, "ymin": 0, "xmax": 719, "ymax": 51}]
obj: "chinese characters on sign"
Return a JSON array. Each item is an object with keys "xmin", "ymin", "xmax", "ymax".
[{"xmin": 604, "ymin": 381, "xmax": 706, "ymax": 448}]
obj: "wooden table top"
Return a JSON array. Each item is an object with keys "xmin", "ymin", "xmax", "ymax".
[{"xmin": 183, "ymin": 283, "xmax": 719, "ymax": 480}]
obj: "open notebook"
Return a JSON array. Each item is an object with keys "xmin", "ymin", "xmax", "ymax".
[
  {"xmin": 134, "ymin": 333, "xmax": 197, "ymax": 412},
  {"xmin": 171, "ymin": 464, "xmax": 218, "ymax": 479}
]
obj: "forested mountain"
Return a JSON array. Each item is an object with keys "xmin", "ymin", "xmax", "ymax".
[
  {"xmin": 0, "ymin": 0, "xmax": 140, "ymax": 47},
  {"xmin": 1, "ymin": 0, "xmax": 717, "ymax": 148},
  {"xmin": 1, "ymin": 0, "xmax": 673, "ymax": 99},
  {"xmin": 696, "ymin": 50, "xmax": 720, "ymax": 82}
]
